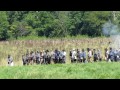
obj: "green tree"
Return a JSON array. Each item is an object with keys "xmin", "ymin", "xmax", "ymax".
[
  {"xmin": 80, "ymin": 11, "xmax": 110, "ymax": 36},
  {"xmin": 10, "ymin": 21, "xmax": 32, "ymax": 39},
  {"xmin": 0, "ymin": 11, "xmax": 9, "ymax": 40},
  {"xmin": 50, "ymin": 11, "xmax": 71, "ymax": 37}
]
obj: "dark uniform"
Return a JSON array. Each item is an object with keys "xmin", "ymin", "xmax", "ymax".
[
  {"xmin": 93, "ymin": 49, "xmax": 98, "ymax": 62},
  {"xmin": 36, "ymin": 51, "xmax": 40, "ymax": 64},
  {"xmin": 54, "ymin": 49, "xmax": 60, "ymax": 63},
  {"xmin": 44, "ymin": 50, "xmax": 51, "ymax": 64},
  {"xmin": 108, "ymin": 48, "xmax": 114, "ymax": 62},
  {"xmin": 81, "ymin": 49, "xmax": 86, "ymax": 63},
  {"xmin": 114, "ymin": 50, "xmax": 119, "ymax": 62}
]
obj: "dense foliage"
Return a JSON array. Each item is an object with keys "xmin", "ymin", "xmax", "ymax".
[{"xmin": 0, "ymin": 11, "xmax": 120, "ymax": 40}]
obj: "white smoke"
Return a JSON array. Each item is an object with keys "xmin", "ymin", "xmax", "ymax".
[{"xmin": 102, "ymin": 20, "xmax": 120, "ymax": 49}]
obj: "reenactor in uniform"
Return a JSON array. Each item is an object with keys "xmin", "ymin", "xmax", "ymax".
[
  {"xmin": 76, "ymin": 49, "xmax": 80, "ymax": 63},
  {"xmin": 97, "ymin": 49, "xmax": 102, "ymax": 61},
  {"xmin": 118, "ymin": 48, "xmax": 120, "ymax": 61},
  {"xmin": 59, "ymin": 50, "xmax": 64, "ymax": 63},
  {"xmin": 44, "ymin": 50, "xmax": 51, "ymax": 64},
  {"xmin": 71, "ymin": 49, "xmax": 77, "ymax": 63},
  {"xmin": 33, "ymin": 51, "xmax": 37, "ymax": 64},
  {"xmin": 50, "ymin": 50, "xmax": 55, "ymax": 64},
  {"xmin": 108, "ymin": 47, "xmax": 114, "ymax": 62},
  {"xmin": 87, "ymin": 48, "xmax": 92, "ymax": 63},
  {"xmin": 81, "ymin": 49, "xmax": 87, "ymax": 63},
  {"xmin": 93, "ymin": 49, "xmax": 98, "ymax": 62},
  {"xmin": 77, "ymin": 49, "xmax": 83, "ymax": 63},
  {"xmin": 69, "ymin": 50, "xmax": 72, "ymax": 62},
  {"xmin": 114, "ymin": 49, "xmax": 119, "ymax": 62},
  {"xmin": 29, "ymin": 51, "xmax": 34, "ymax": 65},
  {"xmin": 54, "ymin": 49, "xmax": 60, "ymax": 64},
  {"xmin": 36, "ymin": 51, "xmax": 40, "ymax": 64},
  {"xmin": 104, "ymin": 48, "xmax": 109, "ymax": 61},
  {"xmin": 62, "ymin": 49, "xmax": 66, "ymax": 63},
  {"xmin": 22, "ymin": 54, "xmax": 27, "ymax": 65},
  {"xmin": 41, "ymin": 50, "xmax": 46, "ymax": 64},
  {"xmin": 7, "ymin": 55, "xmax": 14, "ymax": 66},
  {"xmin": 40, "ymin": 51, "xmax": 44, "ymax": 64}
]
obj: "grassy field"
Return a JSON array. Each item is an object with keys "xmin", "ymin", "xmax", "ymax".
[
  {"xmin": 0, "ymin": 37, "xmax": 119, "ymax": 79},
  {"xmin": 0, "ymin": 62, "xmax": 120, "ymax": 79}
]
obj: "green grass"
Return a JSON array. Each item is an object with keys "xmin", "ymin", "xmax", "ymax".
[{"xmin": 0, "ymin": 62, "xmax": 120, "ymax": 79}]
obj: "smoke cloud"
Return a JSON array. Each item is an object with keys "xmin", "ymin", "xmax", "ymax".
[{"xmin": 102, "ymin": 20, "xmax": 120, "ymax": 49}]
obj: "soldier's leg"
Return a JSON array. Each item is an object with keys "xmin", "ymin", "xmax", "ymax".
[
  {"xmin": 99, "ymin": 57, "xmax": 102, "ymax": 62},
  {"xmin": 87, "ymin": 56, "xmax": 90, "ymax": 63},
  {"xmin": 83, "ymin": 58, "xmax": 86, "ymax": 63},
  {"xmin": 71, "ymin": 58, "xmax": 73, "ymax": 63},
  {"xmin": 80, "ymin": 59, "xmax": 82, "ymax": 63},
  {"xmin": 48, "ymin": 58, "xmax": 51, "ymax": 64},
  {"xmin": 64, "ymin": 57, "xmax": 66, "ymax": 63}
]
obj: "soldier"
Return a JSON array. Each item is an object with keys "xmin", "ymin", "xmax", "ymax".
[
  {"xmin": 76, "ymin": 49, "xmax": 80, "ymax": 63},
  {"xmin": 40, "ymin": 51, "xmax": 44, "ymax": 64},
  {"xmin": 44, "ymin": 50, "xmax": 51, "ymax": 64},
  {"xmin": 87, "ymin": 48, "xmax": 92, "ymax": 63},
  {"xmin": 62, "ymin": 49, "xmax": 66, "ymax": 63},
  {"xmin": 50, "ymin": 50, "xmax": 55, "ymax": 64},
  {"xmin": 71, "ymin": 49, "xmax": 77, "ymax": 63},
  {"xmin": 118, "ymin": 48, "xmax": 120, "ymax": 61},
  {"xmin": 108, "ymin": 47, "xmax": 114, "ymax": 62},
  {"xmin": 80, "ymin": 49, "xmax": 83, "ymax": 63},
  {"xmin": 36, "ymin": 51, "xmax": 40, "ymax": 64},
  {"xmin": 97, "ymin": 49, "xmax": 102, "ymax": 61},
  {"xmin": 26, "ymin": 53, "xmax": 29, "ymax": 65},
  {"xmin": 22, "ymin": 54, "xmax": 27, "ymax": 65},
  {"xmin": 69, "ymin": 50, "xmax": 72, "ymax": 62},
  {"xmin": 7, "ymin": 55, "xmax": 14, "ymax": 66},
  {"xmin": 29, "ymin": 51, "xmax": 34, "ymax": 65},
  {"xmin": 59, "ymin": 50, "xmax": 64, "ymax": 63},
  {"xmin": 41, "ymin": 50, "xmax": 46, "ymax": 64},
  {"xmin": 32, "ymin": 51, "xmax": 36, "ymax": 64},
  {"xmin": 93, "ymin": 49, "xmax": 98, "ymax": 62},
  {"xmin": 77, "ymin": 49, "xmax": 82, "ymax": 63},
  {"xmin": 54, "ymin": 49, "xmax": 60, "ymax": 64},
  {"xmin": 105, "ymin": 48, "xmax": 109, "ymax": 61},
  {"xmin": 114, "ymin": 49, "xmax": 119, "ymax": 62},
  {"xmin": 47, "ymin": 50, "xmax": 51, "ymax": 64},
  {"xmin": 81, "ymin": 49, "xmax": 86, "ymax": 63}
]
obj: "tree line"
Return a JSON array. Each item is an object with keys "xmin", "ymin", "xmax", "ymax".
[{"xmin": 0, "ymin": 11, "xmax": 120, "ymax": 40}]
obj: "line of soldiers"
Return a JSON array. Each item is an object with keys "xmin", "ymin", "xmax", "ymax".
[
  {"xmin": 70, "ymin": 47, "xmax": 120, "ymax": 63},
  {"xmin": 69, "ymin": 48, "xmax": 102, "ymax": 63},
  {"xmin": 22, "ymin": 49, "xmax": 66, "ymax": 65},
  {"xmin": 7, "ymin": 47, "xmax": 120, "ymax": 66},
  {"xmin": 105, "ymin": 47, "xmax": 120, "ymax": 62}
]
